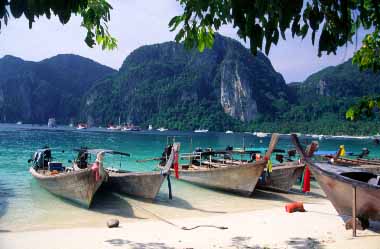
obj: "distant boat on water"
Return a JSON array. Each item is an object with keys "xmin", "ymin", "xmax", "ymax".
[
  {"xmin": 47, "ymin": 118, "xmax": 57, "ymax": 128},
  {"xmin": 157, "ymin": 127, "xmax": 168, "ymax": 132},
  {"xmin": 16, "ymin": 121, "xmax": 22, "ymax": 125},
  {"xmin": 194, "ymin": 129, "xmax": 208, "ymax": 133},
  {"xmin": 311, "ymin": 134, "xmax": 324, "ymax": 140},
  {"xmin": 107, "ymin": 125, "xmax": 121, "ymax": 131},
  {"xmin": 77, "ymin": 123, "xmax": 87, "ymax": 130},
  {"xmin": 330, "ymin": 135, "xmax": 370, "ymax": 140},
  {"xmin": 254, "ymin": 132, "xmax": 268, "ymax": 138},
  {"xmin": 148, "ymin": 124, "xmax": 153, "ymax": 131},
  {"xmin": 121, "ymin": 124, "xmax": 141, "ymax": 131},
  {"xmin": 225, "ymin": 130, "xmax": 233, "ymax": 134},
  {"xmin": 108, "ymin": 116, "xmax": 122, "ymax": 131},
  {"xmin": 373, "ymin": 134, "xmax": 380, "ymax": 139}
]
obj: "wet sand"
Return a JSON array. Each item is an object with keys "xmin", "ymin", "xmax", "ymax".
[{"xmin": 0, "ymin": 181, "xmax": 325, "ymax": 232}]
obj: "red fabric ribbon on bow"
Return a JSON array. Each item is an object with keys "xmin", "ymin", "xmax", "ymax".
[
  {"xmin": 91, "ymin": 162, "xmax": 102, "ymax": 182},
  {"xmin": 302, "ymin": 166, "xmax": 311, "ymax": 192},
  {"xmin": 174, "ymin": 150, "xmax": 179, "ymax": 179}
]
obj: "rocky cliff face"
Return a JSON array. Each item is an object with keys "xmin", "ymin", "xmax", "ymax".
[
  {"xmin": 220, "ymin": 61, "xmax": 258, "ymax": 122},
  {"xmin": 82, "ymin": 34, "xmax": 290, "ymax": 130}
]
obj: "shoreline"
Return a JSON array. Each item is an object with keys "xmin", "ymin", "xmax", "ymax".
[
  {"xmin": 0, "ymin": 123, "xmax": 378, "ymax": 138},
  {"xmin": 0, "ymin": 186, "xmax": 325, "ymax": 233},
  {"xmin": 1, "ymin": 200, "xmax": 379, "ymax": 249}
]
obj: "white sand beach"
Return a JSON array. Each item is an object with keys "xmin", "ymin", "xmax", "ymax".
[{"xmin": 1, "ymin": 198, "xmax": 379, "ymax": 249}]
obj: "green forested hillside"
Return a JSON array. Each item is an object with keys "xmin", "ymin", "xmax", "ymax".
[
  {"xmin": 81, "ymin": 35, "xmax": 380, "ymax": 134},
  {"xmin": 0, "ymin": 54, "xmax": 116, "ymax": 123},
  {"xmin": 81, "ymin": 34, "xmax": 291, "ymax": 130},
  {"xmin": 271, "ymin": 59, "xmax": 380, "ymax": 135},
  {"xmin": 1, "ymin": 36, "xmax": 380, "ymax": 135},
  {"xmin": 295, "ymin": 59, "xmax": 380, "ymax": 99}
]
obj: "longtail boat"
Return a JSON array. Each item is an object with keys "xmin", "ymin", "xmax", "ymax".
[
  {"xmin": 167, "ymin": 159, "xmax": 267, "ymax": 196},
  {"xmin": 104, "ymin": 143, "xmax": 179, "ymax": 199},
  {"xmin": 256, "ymin": 133, "xmax": 306, "ymax": 192},
  {"xmin": 291, "ymin": 134, "xmax": 380, "ymax": 226},
  {"xmin": 323, "ymin": 149, "xmax": 380, "ymax": 174},
  {"xmin": 29, "ymin": 148, "xmax": 107, "ymax": 208},
  {"xmin": 256, "ymin": 162, "xmax": 305, "ymax": 192},
  {"xmin": 218, "ymin": 133, "xmax": 306, "ymax": 193},
  {"xmin": 158, "ymin": 136, "xmax": 281, "ymax": 196}
]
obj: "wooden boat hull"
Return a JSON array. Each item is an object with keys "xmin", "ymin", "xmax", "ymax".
[
  {"xmin": 309, "ymin": 163, "xmax": 380, "ymax": 221},
  {"xmin": 30, "ymin": 167, "xmax": 105, "ymax": 208},
  {"xmin": 104, "ymin": 143, "xmax": 179, "ymax": 200},
  {"xmin": 171, "ymin": 160, "xmax": 267, "ymax": 196},
  {"xmin": 290, "ymin": 134, "xmax": 380, "ymax": 222},
  {"xmin": 105, "ymin": 171, "xmax": 166, "ymax": 199},
  {"xmin": 256, "ymin": 163, "xmax": 305, "ymax": 192}
]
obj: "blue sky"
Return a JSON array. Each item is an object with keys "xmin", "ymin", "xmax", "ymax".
[{"xmin": 0, "ymin": 0, "xmax": 365, "ymax": 82}]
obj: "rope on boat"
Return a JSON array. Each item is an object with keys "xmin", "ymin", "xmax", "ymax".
[
  {"xmin": 132, "ymin": 200, "xmax": 228, "ymax": 231},
  {"xmin": 181, "ymin": 225, "xmax": 228, "ymax": 230}
]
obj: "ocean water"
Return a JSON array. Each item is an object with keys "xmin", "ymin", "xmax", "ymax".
[{"xmin": 0, "ymin": 124, "xmax": 379, "ymax": 231}]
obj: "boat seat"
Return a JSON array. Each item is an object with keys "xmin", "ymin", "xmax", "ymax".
[
  {"xmin": 341, "ymin": 172, "xmax": 377, "ymax": 183},
  {"xmin": 181, "ymin": 165, "xmax": 189, "ymax": 170},
  {"xmin": 48, "ymin": 162, "xmax": 64, "ymax": 172},
  {"xmin": 288, "ymin": 149, "xmax": 296, "ymax": 157},
  {"xmin": 275, "ymin": 154, "xmax": 284, "ymax": 163}
]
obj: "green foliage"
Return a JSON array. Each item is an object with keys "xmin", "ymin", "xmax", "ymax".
[
  {"xmin": 353, "ymin": 30, "xmax": 380, "ymax": 72},
  {"xmin": 170, "ymin": 0, "xmax": 380, "ymax": 71},
  {"xmin": 0, "ymin": 0, "xmax": 116, "ymax": 50},
  {"xmin": 346, "ymin": 96, "xmax": 380, "ymax": 120},
  {"xmin": 249, "ymin": 118, "xmax": 380, "ymax": 136},
  {"xmin": 81, "ymin": 0, "xmax": 117, "ymax": 50}
]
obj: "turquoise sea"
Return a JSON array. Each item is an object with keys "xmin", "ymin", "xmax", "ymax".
[{"xmin": 0, "ymin": 124, "xmax": 379, "ymax": 231}]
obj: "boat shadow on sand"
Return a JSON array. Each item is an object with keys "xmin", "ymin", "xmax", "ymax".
[
  {"xmin": 250, "ymin": 189, "xmax": 298, "ymax": 203},
  {"xmin": 0, "ymin": 180, "xmax": 15, "ymax": 219},
  {"xmin": 286, "ymin": 237, "xmax": 325, "ymax": 249},
  {"xmin": 338, "ymin": 216, "xmax": 380, "ymax": 234},
  {"xmin": 104, "ymin": 239, "xmax": 175, "ymax": 249},
  {"xmin": 366, "ymin": 221, "xmax": 380, "ymax": 234},
  {"xmin": 90, "ymin": 188, "xmax": 145, "ymax": 219},
  {"xmin": 127, "ymin": 187, "xmax": 321, "ymax": 214},
  {"xmin": 117, "ymin": 191, "xmax": 227, "ymax": 214},
  {"xmin": 0, "ymin": 180, "xmax": 14, "ymax": 233}
]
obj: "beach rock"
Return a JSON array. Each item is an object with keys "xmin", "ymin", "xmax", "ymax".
[{"xmin": 107, "ymin": 219, "xmax": 119, "ymax": 228}]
